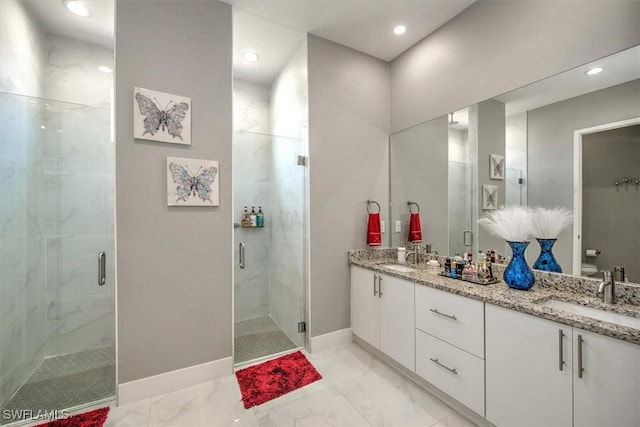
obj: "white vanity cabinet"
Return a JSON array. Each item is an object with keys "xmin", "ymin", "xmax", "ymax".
[
  {"xmin": 415, "ymin": 285, "xmax": 485, "ymax": 416},
  {"xmin": 350, "ymin": 266, "xmax": 415, "ymax": 371},
  {"xmin": 485, "ymin": 304, "xmax": 573, "ymax": 426},
  {"xmin": 486, "ymin": 304, "xmax": 640, "ymax": 427},
  {"xmin": 573, "ymin": 329, "xmax": 640, "ymax": 427}
]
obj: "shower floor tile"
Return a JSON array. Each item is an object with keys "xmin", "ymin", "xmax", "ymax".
[
  {"xmin": 0, "ymin": 346, "xmax": 115, "ymax": 425},
  {"xmin": 234, "ymin": 317, "xmax": 297, "ymax": 364}
]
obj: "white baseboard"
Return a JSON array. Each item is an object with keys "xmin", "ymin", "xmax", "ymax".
[
  {"xmin": 310, "ymin": 328, "xmax": 353, "ymax": 353},
  {"xmin": 117, "ymin": 356, "xmax": 233, "ymax": 405}
]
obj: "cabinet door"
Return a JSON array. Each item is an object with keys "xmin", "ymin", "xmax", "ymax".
[
  {"xmin": 379, "ymin": 274, "xmax": 415, "ymax": 370},
  {"xmin": 573, "ymin": 329, "xmax": 640, "ymax": 427},
  {"xmin": 485, "ymin": 304, "xmax": 572, "ymax": 427},
  {"xmin": 350, "ymin": 266, "xmax": 379, "ymax": 347}
]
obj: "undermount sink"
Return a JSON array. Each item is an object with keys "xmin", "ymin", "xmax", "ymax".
[
  {"xmin": 537, "ymin": 299, "xmax": 640, "ymax": 330},
  {"xmin": 380, "ymin": 264, "xmax": 418, "ymax": 273}
]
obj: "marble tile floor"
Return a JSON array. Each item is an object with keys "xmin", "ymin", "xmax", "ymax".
[
  {"xmin": 104, "ymin": 342, "xmax": 477, "ymax": 427},
  {"xmin": 1, "ymin": 346, "xmax": 115, "ymax": 425},
  {"xmin": 234, "ymin": 317, "xmax": 297, "ymax": 364}
]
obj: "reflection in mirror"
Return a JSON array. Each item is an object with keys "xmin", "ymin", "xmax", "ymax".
[
  {"xmin": 574, "ymin": 120, "xmax": 640, "ymax": 282},
  {"xmin": 390, "ymin": 45, "xmax": 640, "ymax": 284},
  {"xmin": 447, "ymin": 107, "xmax": 477, "ymax": 257}
]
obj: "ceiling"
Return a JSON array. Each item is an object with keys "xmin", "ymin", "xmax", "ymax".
[
  {"xmin": 226, "ymin": 0, "xmax": 476, "ymax": 84},
  {"xmin": 23, "ymin": 0, "xmax": 114, "ymax": 48}
]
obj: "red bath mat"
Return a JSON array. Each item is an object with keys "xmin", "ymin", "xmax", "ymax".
[
  {"xmin": 235, "ymin": 351, "xmax": 322, "ymax": 408},
  {"xmin": 34, "ymin": 407, "xmax": 109, "ymax": 427}
]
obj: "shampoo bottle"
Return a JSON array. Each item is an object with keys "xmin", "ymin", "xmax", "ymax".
[
  {"xmin": 250, "ymin": 207, "xmax": 257, "ymax": 227},
  {"xmin": 257, "ymin": 207, "xmax": 264, "ymax": 227}
]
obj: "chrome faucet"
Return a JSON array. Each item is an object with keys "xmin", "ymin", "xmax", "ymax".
[
  {"xmin": 405, "ymin": 244, "xmax": 421, "ymax": 266},
  {"xmin": 597, "ymin": 271, "xmax": 616, "ymax": 304}
]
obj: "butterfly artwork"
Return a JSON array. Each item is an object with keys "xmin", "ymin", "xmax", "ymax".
[
  {"xmin": 482, "ymin": 185, "xmax": 498, "ymax": 210},
  {"xmin": 167, "ymin": 157, "xmax": 219, "ymax": 206},
  {"xmin": 490, "ymin": 154, "xmax": 505, "ymax": 180},
  {"xmin": 133, "ymin": 87, "xmax": 191, "ymax": 145}
]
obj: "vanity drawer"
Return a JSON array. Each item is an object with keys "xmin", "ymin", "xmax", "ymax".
[
  {"xmin": 415, "ymin": 285, "xmax": 484, "ymax": 358},
  {"xmin": 416, "ymin": 329, "xmax": 485, "ymax": 416}
]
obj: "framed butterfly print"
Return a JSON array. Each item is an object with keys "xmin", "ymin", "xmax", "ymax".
[
  {"xmin": 482, "ymin": 184, "xmax": 498, "ymax": 210},
  {"xmin": 134, "ymin": 87, "xmax": 191, "ymax": 145},
  {"xmin": 167, "ymin": 157, "xmax": 219, "ymax": 206},
  {"xmin": 489, "ymin": 154, "xmax": 505, "ymax": 180}
]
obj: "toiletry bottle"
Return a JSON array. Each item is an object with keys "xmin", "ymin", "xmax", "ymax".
[
  {"xmin": 479, "ymin": 255, "xmax": 490, "ymax": 280},
  {"xmin": 444, "ymin": 257, "xmax": 451, "ymax": 276},
  {"xmin": 241, "ymin": 206, "xmax": 250, "ymax": 228},
  {"xmin": 257, "ymin": 207, "xmax": 264, "ymax": 228},
  {"xmin": 450, "ymin": 258, "xmax": 457, "ymax": 278},
  {"xmin": 250, "ymin": 207, "xmax": 257, "ymax": 227}
]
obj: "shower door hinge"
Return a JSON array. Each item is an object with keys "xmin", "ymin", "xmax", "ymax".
[
  {"xmin": 518, "ymin": 178, "xmax": 525, "ymax": 184},
  {"xmin": 297, "ymin": 321, "xmax": 306, "ymax": 333},
  {"xmin": 297, "ymin": 155, "xmax": 308, "ymax": 166}
]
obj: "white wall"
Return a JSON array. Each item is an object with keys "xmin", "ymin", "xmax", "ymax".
[
  {"xmin": 115, "ymin": 0, "xmax": 233, "ymax": 383},
  {"xmin": 308, "ymin": 34, "xmax": 390, "ymax": 337},
  {"xmin": 391, "ymin": 0, "xmax": 640, "ymax": 133}
]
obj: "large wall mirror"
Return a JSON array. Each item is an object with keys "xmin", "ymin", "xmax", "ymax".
[{"xmin": 390, "ymin": 45, "xmax": 640, "ymax": 284}]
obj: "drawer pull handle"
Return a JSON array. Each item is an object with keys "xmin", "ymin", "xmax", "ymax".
[
  {"xmin": 430, "ymin": 358, "xmax": 458, "ymax": 375},
  {"xmin": 429, "ymin": 308, "xmax": 457, "ymax": 320},
  {"xmin": 577, "ymin": 334, "xmax": 584, "ymax": 379},
  {"xmin": 558, "ymin": 329, "xmax": 565, "ymax": 371}
]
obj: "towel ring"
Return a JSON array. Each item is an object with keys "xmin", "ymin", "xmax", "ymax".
[
  {"xmin": 367, "ymin": 200, "xmax": 381, "ymax": 214},
  {"xmin": 407, "ymin": 201, "xmax": 420, "ymax": 214}
]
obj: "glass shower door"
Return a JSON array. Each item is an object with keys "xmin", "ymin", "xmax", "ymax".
[
  {"xmin": 448, "ymin": 160, "xmax": 476, "ymax": 257},
  {"xmin": 0, "ymin": 93, "xmax": 115, "ymax": 424},
  {"xmin": 233, "ymin": 130, "xmax": 307, "ymax": 365}
]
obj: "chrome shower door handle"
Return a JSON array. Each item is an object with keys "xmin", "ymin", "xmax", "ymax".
[
  {"xmin": 98, "ymin": 252, "xmax": 106, "ymax": 286},
  {"xmin": 239, "ymin": 242, "xmax": 245, "ymax": 269},
  {"xmin": 463, "ymin": 230, "xmax": 473, "ymax": 247}
]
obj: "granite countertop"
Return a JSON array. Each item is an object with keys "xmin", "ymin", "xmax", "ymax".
[{"xmin": 349, "ymin": 249, "xmax": 640, "ymax": 346}]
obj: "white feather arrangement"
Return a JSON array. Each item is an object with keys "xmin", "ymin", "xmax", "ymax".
[
  {"xmin": 531, "ymin": 206, "xmax": 573, "ymax": 239},
  {"xmin": 478, "ymin": 206, "xmax": 533, "ymax": 242}
]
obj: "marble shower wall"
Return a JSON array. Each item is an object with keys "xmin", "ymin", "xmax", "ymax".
[
  {"xmin": 233, "ymin": 79, "xmax": 272, "ymax": 322},
  {"xmin": 269, "ymin": 41, "xmax": 309, "ymax": 347},
  {"xmin": 0, "ymin": 0, "xmax": 47, "ymax": 407}
]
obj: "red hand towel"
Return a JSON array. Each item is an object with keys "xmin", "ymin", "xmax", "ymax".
[
  {"xmin": 367, "ymin": 213, "xmax": 381, "ymax": 246},
  {"xmin": 408, "ymin": 212, "xmax": 422, "ymax": 243}
]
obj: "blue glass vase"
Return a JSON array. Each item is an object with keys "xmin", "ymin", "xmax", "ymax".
[
  {"xmin": 533, "ymin": 238, "xmax": 562, "ymax": 273},
  {"xmin": 504, "ymin": 241, "xmax": 536, "ymax": 290}
]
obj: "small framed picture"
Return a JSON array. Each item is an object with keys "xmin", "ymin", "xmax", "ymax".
[
  {"xmin": 489, "ymin": 154, "xmax": 504, "ymax": 180},
  {"xmin": 134, "ymin": 87, "xmax": 191, "ymax": 145},
  {"xmin": 482, "ymin": 185, "xmax": 498, "ymax": 210},
  {"xmin": 167, "ymin": 157, "xmax": 219, "ymax": 206}
]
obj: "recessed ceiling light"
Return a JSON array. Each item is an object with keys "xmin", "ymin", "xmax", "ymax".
[
  {"xmin": 393, "ymin": 25, "xmax": 406, "ymax": 35},
  {"xmin": 585, "ymin": 67, "xmax": 604, "ymax": 76},
  {"xmin": 242, "ymin": 51, "xmax": 259, "ymax": 63},
  {"xmin": 97, "ymin": 65, "xmax": 113, "ymax": 73},
  {"xmin": 63, "ymin": 1, "xmax": 90, "ymax": 17}
]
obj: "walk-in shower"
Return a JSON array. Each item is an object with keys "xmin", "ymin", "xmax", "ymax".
[
  {"xmin": 1, "ymin": 1, "xmax": 115, "ymax": 423},
  {"xmin": 0, "ymin": 94, "xmax": 115, "ymax": 425},
  {"xmin": 233, "ymin": 129, "xmax": 308, "ymax": 365}
]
